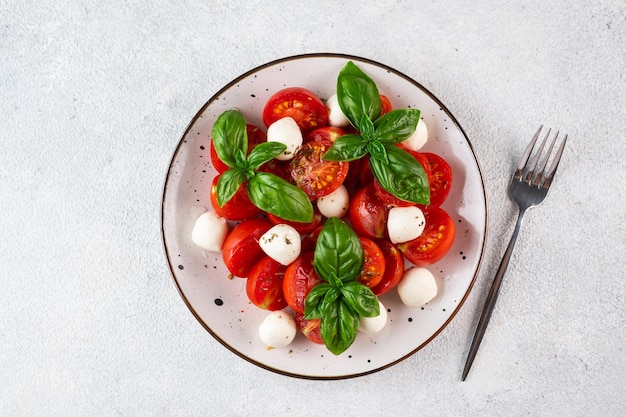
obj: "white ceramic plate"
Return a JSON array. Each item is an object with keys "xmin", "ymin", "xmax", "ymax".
[{"xmin": 162, "ymin": 53, "xmax": 487, "ymax": 379}]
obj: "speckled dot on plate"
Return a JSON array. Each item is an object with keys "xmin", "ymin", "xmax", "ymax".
[{"xmin": 161, "ymin": 53, "xmax": 487, "ymax": 380}]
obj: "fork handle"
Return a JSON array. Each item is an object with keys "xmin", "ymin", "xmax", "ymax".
[{"xmin": 461, "ymin": 209, "xmax": 527, "ymax": 380}]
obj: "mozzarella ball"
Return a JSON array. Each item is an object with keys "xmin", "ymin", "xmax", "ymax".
[
  {"xmin": 266, "ymin": 117, "xmax": 303, "ymax": 161},
  {"xmin": 259, "ymin": 224, "xmax": 301, "ymax": 266},
  {"xmin": 316, "ymin": 184, "xmax": 349, "ymax": 218},
  {"xmin": 397, "ymin": 267, "xmax": 438, "ymax": 307},
  {"xmin": 326, "ymin": 93, "xmax": 351, "ymax": 127},
  {"xmin": 191, "ymin": 211, "xmax": 228, "ymax": 252},
  {"xmin": 359, "ymin": 299, "xmax": 388, "ymax": 335},
  {"xmin": 387, "ymin": 206, "xmax": 426, "ymax": 244},
  {"xmin": 400, "ymin": 119, "xmax": 428, "ymax": 151},
  {"xmin": 258, "ymin": 310, "xmax": 297, "ymax": 348}
]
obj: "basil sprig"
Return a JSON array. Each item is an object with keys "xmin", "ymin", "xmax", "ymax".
[
  {"xmin": 324, "ymin": 61, "xmax": 430, "ymax": 205},
  {"xmin": 304, "ymin": 217, "xmax": 380, "ymax": 355},
  {"xmin": 212, "ymin": 109, "xmax": 314, "ymax": 223}
]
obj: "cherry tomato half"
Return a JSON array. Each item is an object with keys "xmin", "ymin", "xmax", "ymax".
[
  {"xmin": 209, "ymin": 175, "xmax": 261, "ymax": 220},
  {"xmin": 379, "ymin": 94, "xmax": 393, "ymax": 116},
  {"xmin": 398, "ymin": 207, "xmax": 455, "ymax": 266},
  {"xmin": 289, "ymin": 139, "xmax": 349, "ymax": 200},
  {"xmin": 262, "ymin": 87, "xmax": 328, "ymax": 133},
  {"xmin": 371, "ymin": 240, "xmax": 405, "ymax": 296},
  {"xmin": 306, "ymin": 126, "xmax": 346, "ymax": 143},
  {"xmin": 246, "ymin": 256, "xmax": 288, "ymax": 311},
  {"xmin": 418, "ymin": 152, "xmax": 452, "ymax": 208},
  {"xmin": 295, "ymin": 312, "xmax": 323, "ymax": 344},
  {"xmin": 222, "ymin": 218, "xmax": 272, "ymax": 278},
  {"xmin": 210, "ymin": 124, "xmax": 267, "ymax": 174},
  {"xmin": 357, "ymin": 237, "xmax": 386, "ymax": 289},
  {"xmin": 349, "ymin": 184, "xmax": 389, "ymax": 239},
  {"xmin": 283, "ymin": 251, "xmax": 322, "ymax": 314}
]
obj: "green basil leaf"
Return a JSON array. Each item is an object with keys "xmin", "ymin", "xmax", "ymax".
[
  {"xmin": 216, "ymin": 168, "xmax": 247, "ymax": 207},
  {"xmin": 340, "ymin": 281, "xmax": 380, "ymax": 318},
  {"xmin": 246, "ymin": 142, "xmax": 287, "ymax": 171},
  {"xmin": 322, "ymin": 134, "xmax": 368, "ymax": 162},
  {"xmin": 211, "ymin": 110, "xmax": 248, "ymax": 169},
  {"xmin": 320, "ymin": 286, "xmax": 341, "ymax": 316},
  {"xmin": 304, "ymin": 283, "xmax": 332, "ymax": 320},
  {"xmin": 359, "ymin": 114, "xmax": 375, "ymax": 140},
  {"xmin": 369, "ymin": 145, "xmax": 430, "ymax": 205},
  {"xmin": 246, "ymin": 172, "xmax": 314, "ymax": 222},
  {"xmin": 366, "ymin": 140, "xmax": 388, "ymax": 164},
  {"xmin": 373, "ymin": 109, "xmax": 421, "ymax": 144},
  {"xmin": 320, "ymin": 299, "xmax": 359, "ymax": 355},
  {"xmin": 314, "ymin": 217, "xmax": 364, "ymax": 283},
  {"xmin": 337, "ymin": 61, "xmax": 381, "ymax": 130}
]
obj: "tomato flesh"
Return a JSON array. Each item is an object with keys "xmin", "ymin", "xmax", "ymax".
[
  {"xmin": 418, "ymin": 152, "xmax": 452, "ymax": 208},
  {"xmin": 349, "ymin": 184, "xmax": 389, "ymax": 239},
  {"xmin": 289, "ymin": 139, "xmax": 349, "ymax": 200},
  {"xmin": 371, "ymin": 240, "xmax": 405, "ymax": 296},
  {"xmin": 222, "ymin": 219, "xmax": 272, "ymax": 277},
  {"xmin": 398, "ymin": 207, "xmax": 455, "ymax": 266},
  {"xmin": 295, "ymin": 312, "xmax": 323, "ymax": 344},
  {"xmin": 357, "ymin": 237, "xmax": 385, "ymax": 289},
  {"xmin": 262, "ymin": 87, "xmax": 328, "ymax": 132},
  {"xmin": 246, "ymin": 256, "xmax": 288, "ymax": 311},
  {"xmin": 283, "ymin": 252, "xmax": 322, "ymax": 314},
  {"xmin": 306, "ymin": 126, "xmax": 346, "ymax": 143}
]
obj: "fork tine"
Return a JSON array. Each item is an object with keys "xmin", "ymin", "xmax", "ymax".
[
  {"xmin": 515, "ymin": 126, "xmax": 543, "ymax": 180},
  {"xmin": 532, "ymin": 131, "xmax": 558, "ymax": 187},
  {"xmin": 523, "ymin": 128, "xmax": 551, "ymax": 183},
  {"xmin": 541, "ymin": 133, "xmax": 568, "ymax": 189}
]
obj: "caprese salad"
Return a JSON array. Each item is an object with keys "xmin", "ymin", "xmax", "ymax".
[{"xmin": 191, "ymin": 61, "xmax": 455, "ymax": 355}]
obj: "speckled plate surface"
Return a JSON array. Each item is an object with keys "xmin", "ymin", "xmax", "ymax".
[{"xmin": 161, "ymin": 53, "xmax": 487, "ymax": 379}]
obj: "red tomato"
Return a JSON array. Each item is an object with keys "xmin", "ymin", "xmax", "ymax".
[
  {"xmin": 222, "ymin": 219, "xmax": 272, "ymax": 277},
  {"xmin": 258, "ymin": 158, "xmax": 293, "ymax": 182},
  {"xmin": 295, "ymin": 312, "xmax": 323, "ymax": 344},
  {"xmin": 283, "ymin": 252, "xmax": 322, "ymax": 314},
  {"xmin": 379, "ymin": 94, "xmax": 392, "ymax": 116},
  {"xmin": 267, "ymin": 210, "xmax": 323, "ymax": 235},
  {"xmin": 262, "ymin": 87, "xmax": 328, "ymax": 132},
  {"xmin": 357, "ymin": 237, "xmax": 385, "ymax": 289},
  {"xmin": 371, "ymin": 240, "xmax": 405, "ymax": 296},
  {"xmin": 418, "ymin": 152, "xmax": 452, "ymax": 208},
  {"xmin": 210, "ymin": 124, "xmax": 267, "ymax": 174},
  {"xmin": 209, "ymin": 175, "xmax": 261, "ymax": 220},
  {"xmin": 306, "ymin": 126, "xmax": 346, "ymax": 143},
  {"xmin": 300, "ymin": 225, "xmax": 323, "ymax": 254},
  {"xmin": 349, "ymin": 184, "xmax": 389, "ymax": 239},
  {"xmin": 289, "ymin": 139, "xmax": 349, "ymax": 200},
  {"xmin": 246, "ymin": 256, "xmax": 288, "ymax": 310},
  {"xmin": 343, "ymin": 157, "xmax": 373, "ymax": 197},
  {"xmin": 398, "ymin": 207, "xmax": 455, "ymax": 266}
]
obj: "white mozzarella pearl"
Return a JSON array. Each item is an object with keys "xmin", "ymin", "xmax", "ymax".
[
  {"xmin": 266, "ymin": 117, "xmax": 303, "ymax": 161},
  {"xmin": 359, "ymin": 299, "xmax": 388, "ymax": 335},
  {"xmin": 400, "ymin": 119, "xmax": 428, "ymax": 151},
  {"xmin": 316, "ymin": 185, "xmax": 349, "ymax": 218},
  {"xmin": 258, "ymin": 224, "xmax": 301, "ymax": 266},
  {"xmin": 325, "ymin": 93, "xmax": 351, "ymax": 127},
  {"xmin": 258, "ymin": 310, "xmax": 297, "ymax": 348},
  {"xmin": 191, "ymin": 211, "xmax": 228, "ymax": 252},
  {"xmin": 397, "ymin": 267, "xmax": 438, "ymax": 307},
  {"xmin": 387, "ymin": 206, "xmax": 426, "ymax": 244}
]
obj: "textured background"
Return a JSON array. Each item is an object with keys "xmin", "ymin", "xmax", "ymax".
[{"xmin": 2, "ymin": 1, "xmax": 625, "ymax": 416}]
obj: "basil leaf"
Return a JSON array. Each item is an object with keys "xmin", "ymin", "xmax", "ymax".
[
  {"xmin": 246, "ymin": 172, "xmax": 314, "ymax": 222},
  {"xmin": 304, "ymin": 283, "xmax": 332, "ymax": 320},
  {"xmin": 366, "ymin": 140, "xmax": 388, "ymax": 164},
  {"xmin": 340, "ymin": 281, "xmax": 380, "ymax": 318},
  {"xmin": 247, "ymin": 142, "xmax": 287, "ymax": 171},
  {"xmin": 211, "ymin": 110, "xmax": 248, "ymax": 168},
  {"xmin": 337, "ymin": 61, "xmax": 381, "ymax": 129},
  {"xmin": 369, "ymin": 145, "xmax": 430, "ymax": 205},
  {"xmin": 314, "ymin": 217, "xmax": 363, "ymax": 283},
  {"xmin": 322, "ymin": 134, "xmax": 368, "ymax": 162},
  {"xmin": 320, "ymin": 286, "xmax": 341, "ymax": 316},
  {"xmin": 216, "ymin": 168, "xmax": 247, "ymax": 207},
  {"xmin": 373, "ymin": 109, "xmax": 421, "ymax": 144},
  {"xmin": 359, "ymin": 114, "xmax": 375, "ymax": 140},
  {"xmin": 320, "ymin": 299, "xmax": 359, "ymax": 355}
]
